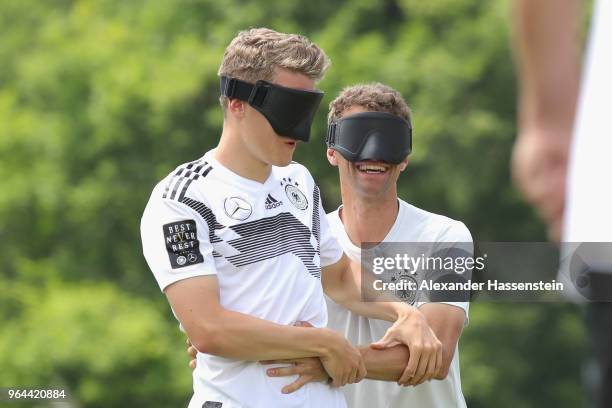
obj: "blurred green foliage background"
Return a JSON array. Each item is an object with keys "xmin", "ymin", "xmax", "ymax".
[{"xmin": 0, "ymin": 0, "xmax": 588, "ymax": 407}]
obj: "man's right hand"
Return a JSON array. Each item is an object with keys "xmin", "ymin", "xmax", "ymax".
[{"xmin": 319, "ymin": 328, "xmax": 367, "ymax": 387}]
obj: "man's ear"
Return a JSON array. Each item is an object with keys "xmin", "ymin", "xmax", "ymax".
[
  {"xmin": 399, "ymin": 157, "xmax": 409, "ymax": 172},
  {"xmin": 327, "ymin": 148, "xmax": 339, "ymax": 166},
  {"xmin": 228, "ymin": 98, "xmax": 246, "ymax": 117}
]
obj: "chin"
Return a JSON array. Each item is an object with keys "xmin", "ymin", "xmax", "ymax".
[
  {"xmin": 265, "ymin": 156, "xmax": 290, "ymax": 167},
  {"xmin": 275, "ymin": 158, "xmax": 293, "ymax": 167},
  {"xmin": 259, "ymin": 149, "xmax": 292, "ymax": 167},
  {"xmin": 272, "ymin": 152, "xmax": 295, "ymax": 167},
  {"xmin": 358, "ymin": 187, "xmax": 384, "ymax": 198},
  {"xmin": 353, "ymin": 181, "xmax": 390, "ymax": 198}
]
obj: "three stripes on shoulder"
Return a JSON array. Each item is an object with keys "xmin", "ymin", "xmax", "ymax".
[{"xmin": 163, "ymin": 159, "xmax": 213, "ymax": 202}]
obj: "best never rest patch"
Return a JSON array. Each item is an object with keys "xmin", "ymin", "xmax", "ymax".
[{"xmin": 163, "ymin": 220, "xmax": 204, "ymax": 269}]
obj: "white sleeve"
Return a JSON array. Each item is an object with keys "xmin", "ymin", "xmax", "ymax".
[
  {"xmin": 317, "ymin": 193, "xmax": 344, "ymax": 267},
  {"xmin": 140, "ymin": 195, "xmax": 217, "ymax": 292}
]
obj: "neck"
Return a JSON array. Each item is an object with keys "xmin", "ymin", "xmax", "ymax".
[
  {"xmin": 339, "ymin": 183, "xmax": 399, "ymax": 248},
  {"xmin": 215, "ymin": 123, "xmax": 271, "ymax": 183}
]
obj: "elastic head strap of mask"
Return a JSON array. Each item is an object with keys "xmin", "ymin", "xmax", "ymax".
[{"xmin": 220, "ymin": 76, "xmax": 268, "ymax": 107}]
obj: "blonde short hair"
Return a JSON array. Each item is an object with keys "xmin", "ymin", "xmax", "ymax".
[
  {"xmin": 218, "ymin": 28, "xmax": 330, "ymax": 108},
  {"xmin": 328, "ymin": 83, "xmax": 412, "ymax": 123}
]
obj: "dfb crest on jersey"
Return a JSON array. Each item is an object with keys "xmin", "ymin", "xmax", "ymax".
[
  {"xmin": 280, "ymin": 178, "xmax": 308, "ymax": 210},
  {"xmin": 395, "ymin": 274, "xmax": 418, "ymax": 305},
  {"xmin": 224, "ymin": 196, "xmax": 252, "ymax": 220}
]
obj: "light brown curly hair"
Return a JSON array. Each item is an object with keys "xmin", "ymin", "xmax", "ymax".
[{"xmin": 328, "ymin": 83, "xmax": 412, "ymax": 123}]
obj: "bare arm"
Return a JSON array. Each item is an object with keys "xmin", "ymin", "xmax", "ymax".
[
  {"xmin": 513, "ymin": 0, "xmax": 581, "ymax": 129},
  {"xmin": 419, "ymin": 303, "xmax": 466, "ymax": 380},
  {"xmin": 322, "ymin": 255, "xmax": 442, "ymax": 384},
  {"xmin": 166, "ymin": 275, "xmax": 365, "ymax": 386},
  {"xmin": 166, "ymin": 275, "xmax": 331, "ymax": 360},
  {"xmin": 261, "ymin": 344, "xmax": 410, "ymax": 394},
  {"xmin": 322, "ymin": 255, "xmax": 402, "ymax": 322},
  {"xmin": 359, "ymin": 303, "xmax": 464, "ymax": 383},
  {"xmin": 359, "ymin": 345, "xmax": 410, "ymax": 381},
  {"xmin": 186, "ymin": 321, "xmax": 409, "ymax": 388},
  {"xmin": 511, "ymin": 0, "xmax": 581, "ymax": 240},
  {"xmin": 261, "ymin": 304, "xmax": 465, "ymax": 391}
]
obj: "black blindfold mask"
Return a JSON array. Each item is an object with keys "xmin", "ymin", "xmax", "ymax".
[
  {"xmin": 326, "ymin": 111, "xmax": 413, "ymax": 164},
  {"xmin": 220, "ymin": 76, "xmax": 324, "ymax": 142}
]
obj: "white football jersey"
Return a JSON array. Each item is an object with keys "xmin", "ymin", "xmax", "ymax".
[
  {"xmin": 326, "ymin": 199, "xmax": 471, "ymax": 408},
  {"xmin": 141, "ymin": 149, "xmax": 345, "ymax": 408}
]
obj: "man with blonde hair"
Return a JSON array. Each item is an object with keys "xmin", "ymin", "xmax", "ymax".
[{"xmin": 141, "ymin": 29, "xmax": 442, "ymax": 407}]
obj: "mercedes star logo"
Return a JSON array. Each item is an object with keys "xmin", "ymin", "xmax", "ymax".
[{"xmin": 224, "ymin": 196, "xmax": 253, "ymax": 221}]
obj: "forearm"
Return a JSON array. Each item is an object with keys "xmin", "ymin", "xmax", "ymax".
[
  {"xmin": 188, "ymin": 309, "xmax": 332, "ymax": 361},
  {"xmin": 166, "ymin": 276, "xmax": 334, "ymax": 362},
  {"xmin": 359, "ymin": 345, "xmax": 410, "ymax": 381},
  {"xmin": 419, "ymin": 303, "xmax": 466, "ymax": 379},
  {"xmin": 341, "ymin": 298, "xmax": 405, "ymax": 323},
  {"xmin": 512, "ymin": 0, "xmax": 580, "ymax": 129},
  {"xmin": 324, "ymin": 257, "xmax": 407, "ymax": 322}
]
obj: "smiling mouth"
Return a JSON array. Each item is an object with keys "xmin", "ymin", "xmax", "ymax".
[{"xmin": 355, "ymin": 162, "xmax": 389, "ymax": 174}]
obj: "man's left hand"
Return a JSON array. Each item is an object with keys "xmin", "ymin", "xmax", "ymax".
[{"xmin": 371, "ymin": 306, "xmax": 443, "ymax": 386}]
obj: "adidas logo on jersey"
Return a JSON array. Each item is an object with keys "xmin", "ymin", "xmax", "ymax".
[{"xmin": 265, "ymin": 194, "xmax": 283, "ymax": 209}]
